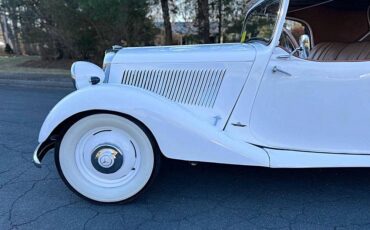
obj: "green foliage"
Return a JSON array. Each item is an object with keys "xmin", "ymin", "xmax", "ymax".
[
  {"xmin": 0, "ymin": 0, "xmax": 254, "ymax": 59},
  {"xmin": 0, "ymin": 0, "xmax": 158, "ymax": 61}
]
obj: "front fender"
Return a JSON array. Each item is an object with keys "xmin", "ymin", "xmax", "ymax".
[{"xmin": 38, "ymin": 84, "xmax": 269, "ymax": 167}]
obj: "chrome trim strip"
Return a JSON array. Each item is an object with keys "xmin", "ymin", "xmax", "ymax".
[
  {"xmin": 33, "ymin": 143, "xmax": 42, "ymax": 168},
  {"xmin": 32, "ymin": 138, "xmax": 57, "ymax": 168}
]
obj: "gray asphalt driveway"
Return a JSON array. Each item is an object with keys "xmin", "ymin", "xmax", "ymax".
[{"xmin": 1, "ymin": 85, "xmax": 370, "ymax": 230}]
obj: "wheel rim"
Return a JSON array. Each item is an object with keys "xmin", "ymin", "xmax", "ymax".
[
  {"xmin": 58, "ymin": 114, "xmax": 154, "ymax": 202},
  {"xmin": 91, "ymin": 145, "xmax": 123, "ymax": 174},
  {"xmin": 75, "ymin": 127, "xmax": 141, "ymax": 188}
]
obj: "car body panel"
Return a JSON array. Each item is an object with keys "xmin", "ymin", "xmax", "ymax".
[
  {"xmin": 106, "ymin": 44, "xmax": 256, "ymax": 129},
  {"xmin": 250, "ymin": 48, "xmax": 370, "ymax": 154},
  {"xmin": 224, "ymin": 0, "xmax": 290, "ymax": 143},
  {"xmin": 224, "ymin": 43, "xmax": 276, "ymax": 144},
  {"xmin": 38, "ymin": 85, "xmax": 270, "ymax": 167}
]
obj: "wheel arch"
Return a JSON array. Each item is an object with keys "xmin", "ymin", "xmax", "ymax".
[{"xmin": 50, "ymin": 109, "xmax": 162, "ymax": 153}]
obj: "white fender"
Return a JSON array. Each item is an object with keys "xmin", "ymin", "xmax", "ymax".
[{"xmin": 39, "ymin": 84, "xmax": 270, "ymax": 167}]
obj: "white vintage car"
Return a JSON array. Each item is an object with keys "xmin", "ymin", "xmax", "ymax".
[{"xmin": 34, "ymin": 0, "xmax": 370, "ymax": 203}]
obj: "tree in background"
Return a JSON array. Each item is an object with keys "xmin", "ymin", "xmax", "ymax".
[
  {"xmin": 0, "ymin": 0, "xmax": 23, "ymax": 54},
  {"xmin": 0, "ymin": 0, "xmax": 253, "ymax": 60},
  {"xmin": 193, "ymin": 0, "xmax": 249, "ymax": 43},
  {"xmin": 196, "ymin": 0, "xmax": 210, "ymax": 43},
  {"xmin": 223, "ymin": 0, "xmax": 250, "ymax": 42},
  {"xmin": 209, "ymin": 0, "xmax": 231, "ymax": 43},
  {"xmin": 0, "ymin": 0, "xmax": 158, "ymax": 61},
  {"xmin": 160, "ymin": 0, "xmax": 173, "ymax": 45}
]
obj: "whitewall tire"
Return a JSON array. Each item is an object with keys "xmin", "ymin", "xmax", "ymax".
[{"xmin": 55, "ymin": 113, "xmax": 160, "ymax": 203}]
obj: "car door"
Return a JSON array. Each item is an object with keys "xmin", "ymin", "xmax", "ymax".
[{"xmin": 249, "ymin": 47, "xmax": 370, "ymax": 154}]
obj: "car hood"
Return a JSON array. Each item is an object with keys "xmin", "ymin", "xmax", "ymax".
[{"xmin": 112, "ymin": 43, "xmax": 256, "ymax": 64}]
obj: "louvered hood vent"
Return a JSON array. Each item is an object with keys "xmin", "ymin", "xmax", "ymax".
[{"xmin": 121, "ymin": 69, "xmax": 226, "ymax": 108}]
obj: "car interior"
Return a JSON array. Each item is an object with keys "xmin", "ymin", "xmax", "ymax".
[{"xmin": 281, "ymin": 0, "xmax": 370, "ymax": 61}]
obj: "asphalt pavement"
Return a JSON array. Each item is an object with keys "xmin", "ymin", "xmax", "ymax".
[
  {"xmin": 1, "ymin": 84, "xmax": 370, "ymax": 230},
  {"xmin": 0, "ymin": 72, "xmax": 73, "ymax": 89}
]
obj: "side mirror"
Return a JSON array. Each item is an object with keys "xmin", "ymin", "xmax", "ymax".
[
  {"xmin": 71, "ymin": 61, "xmax": 105, "ymax": 89},
  {"xmin": 277, "ymin": 46, "xmax": 303, "ymax": 60},
  {"xmin": 299, "ymin": 34, "xmax": 310, "ymax": 58},
  {"xmin": 290, "ymin": 46, "xmax": 303, "ymax": 58}
]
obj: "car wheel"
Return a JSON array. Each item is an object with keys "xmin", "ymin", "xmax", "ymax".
[{"xmin": 55, "ymin": 113, "xmax": 160, "ymax": 203}]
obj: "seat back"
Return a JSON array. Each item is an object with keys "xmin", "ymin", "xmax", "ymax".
[
  {"xmin": 336, "ymin": 42, "xmax": 370, "ymax": 61},
  {"xmin": 309, "ymin": 42, "xmax": 370, "ymax": 61}
]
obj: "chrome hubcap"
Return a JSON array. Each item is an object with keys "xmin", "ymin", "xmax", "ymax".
[
  {"xmin": 75, "ymin": 127, "xmax": 140, "ymax": 188},
  {"xmin": 91, "ymin": 145, "xmax": 124, "ymax": 174}
]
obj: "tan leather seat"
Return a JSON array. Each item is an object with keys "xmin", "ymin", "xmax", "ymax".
[
  {"xmin": 309, "ymin": 42, "xmax": 370, "ymax": 61},
  {"xmin": 308, "ymin": 42, "xmax": 347, "ymax": 61},
  {"xmin": 337, "ymin": 42, "xmax": 370, "ymax": 61}
]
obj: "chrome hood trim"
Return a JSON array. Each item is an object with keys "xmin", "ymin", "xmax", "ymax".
[{"xmin": 112, "ymin": 43, "xmax": 256, "ymax": 64}]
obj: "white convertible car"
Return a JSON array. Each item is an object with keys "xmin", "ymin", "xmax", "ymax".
[{"xmin": 34, "ymin": 0, "xmax": 370, "ymax": 203}]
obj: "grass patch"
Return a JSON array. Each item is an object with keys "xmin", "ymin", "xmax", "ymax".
[{"xmin": 0, "ymin": 56, "xmax": 70, "ymax": 75}]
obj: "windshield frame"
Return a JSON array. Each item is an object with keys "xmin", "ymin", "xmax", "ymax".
[{"xmin": 241, "ymin": 0, "xmax": 284, "ymax": 46}]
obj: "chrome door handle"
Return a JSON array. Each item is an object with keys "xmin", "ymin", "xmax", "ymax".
[
  {"xmin": 272, "ymin": 66, "xmax": 292, "ymax": 77},
  {"xmin": 277, "ymin": 55, "xmax": 290, "ymax": 60},
  {"xmin": 232, "ymin": 122, "xmax": 247, "ymax": 127}
]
